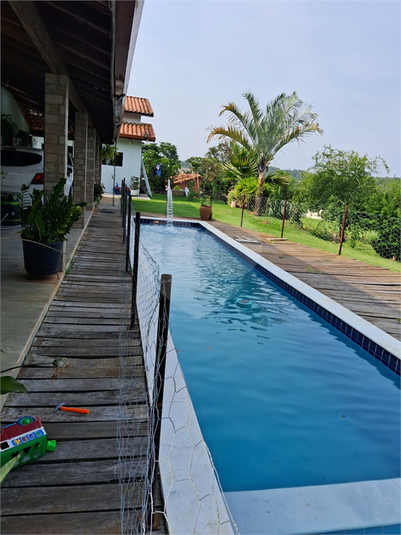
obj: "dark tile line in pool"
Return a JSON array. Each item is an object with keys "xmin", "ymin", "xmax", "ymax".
[{"xmin": 140, "ymin": 218, "xmax": 400, "ymax": 375}]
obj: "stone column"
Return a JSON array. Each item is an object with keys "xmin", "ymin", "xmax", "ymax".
[
  {"xmin": 44, "ymin": 73, "xmax": 69, "ymax": 196},
  {"xmin": 86, "ymin": 126, "xmax": 96, "ymax": 210},
  {"xmin": 73, "ymin": 112, "xmax": 88, "ymax": 227}
]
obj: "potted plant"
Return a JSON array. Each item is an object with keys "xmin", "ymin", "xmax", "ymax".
[
  {"xmin": 130, "ymin": 176, "xmax": 140, "ymax": 196},
  {"xmin": 199, "ymin": 179, "xmax": 213, "ymax": 220},
  {"xmin": 173, "ymin": 185, "xmax": 181, "ymax": 196},
  {"xmin": 19, "ymin": 178, "xmax": 86, "ymax": 276}
]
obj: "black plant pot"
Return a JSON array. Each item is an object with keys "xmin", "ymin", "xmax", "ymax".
[{"xmin": 22, "ymin": 239, "xmax": 64, "ymax": 276}]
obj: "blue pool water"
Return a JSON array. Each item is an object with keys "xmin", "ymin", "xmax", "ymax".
[{"xmin": 140, "ymin": 224, "xmax": 401, "ymax": 493}]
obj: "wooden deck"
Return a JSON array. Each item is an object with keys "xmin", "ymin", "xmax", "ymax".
[
  {"xmin": 210, "ymin": 220, "xmax": 401, "ymax": 341},
  {"xmin": 1, "ymin": 204, "xmax": 164, "ymax": 534}
]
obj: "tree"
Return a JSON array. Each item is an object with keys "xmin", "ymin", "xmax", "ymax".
[
  {"xmin": 294, "ymin": 146, "xmax": 388, "ymax": 214},
  {"xmin": 207, "ymin": 91, "xmax": 323, "ymax": 214},
  {"xmin": 142, "ymin": 142, "xmax": 181, "ymax": 192}
]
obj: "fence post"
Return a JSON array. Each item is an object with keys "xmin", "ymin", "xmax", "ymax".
[
  {"xmin": 125, "ymin": 193, "xmax": 132, "ymax": 273},
  {"xmin": 148, "ymin": 273, "xmax": 172, "ymax": 529},
  {"xmin": 121, "ymin": 179, "xmax": 126, "ymax": 230},
  {"xmin": 280, "ymin": 199, "xmax": 287, "ymax": 239},
  {"xmin": 120, "ymin": 179, "xmax": 123, "ymax": 221},
  {"xmin": 338, "ymin": 205, "xmax": 348, "ymax": 256},
  {"xmin": 130, "ymin": 211, "xmax": 141, "ymax": 329},
  {"xmin": 240, "ymin": 193, "xmax": 246, "ymax": 227}
]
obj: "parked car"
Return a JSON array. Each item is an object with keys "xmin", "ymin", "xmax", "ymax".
[{"xmin": 1, "ymin": 146, "xmax": 73, "ymax": 224}]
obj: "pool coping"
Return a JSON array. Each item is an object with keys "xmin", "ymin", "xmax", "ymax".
[{"xmin": 140, "ymin": 216, "xmax": 401, "ymax": 534}]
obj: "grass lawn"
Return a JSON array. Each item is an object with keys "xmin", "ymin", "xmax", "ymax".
[{"xmin": 131, "ymin": 194, "xmax": 401, "ymax": 273}]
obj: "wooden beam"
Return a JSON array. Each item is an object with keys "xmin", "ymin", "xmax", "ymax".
[{"xmin": 8, "ymin": 0, "xmax": 85, "ymax": 113}]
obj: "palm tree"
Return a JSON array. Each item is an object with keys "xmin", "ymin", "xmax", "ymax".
[{"xmin": 207, "ymin": 91, "xmax": 323, "ymax": 214}]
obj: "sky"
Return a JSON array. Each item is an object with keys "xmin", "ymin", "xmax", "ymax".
[{"xmin": 128, "ymin": 0, "xmax": 400, "ymax": 176}]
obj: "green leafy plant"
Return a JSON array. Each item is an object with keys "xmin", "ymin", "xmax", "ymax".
[
  {"xmin": 94, "ymin": 182, "xmax": 105, "ymax": 207},
  {"xmin": 100, "ymin": 144, "xmax": 119, "ymax": 164},
  {"xmin": 130, "ymin": 176, "xmax": 140, "ymax": 190},
  {"xmin": 1, "ymin": 453, "xmax": 22, "ymax": 483},
  {"xmin": 19, "ymin": 178, "xmax": 86, "ymax": 243},
  {"xmin": 1, "ymin": 113, "xmax": 19, "ymax": 145},
  {"xmin": 0, "ymin": 375, "xmax": 28, "ymax": 395}
]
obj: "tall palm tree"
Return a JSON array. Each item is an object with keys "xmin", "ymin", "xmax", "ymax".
[{"xmin": 207, "ymin": 91, "xmax": 323, "ymax": 213}]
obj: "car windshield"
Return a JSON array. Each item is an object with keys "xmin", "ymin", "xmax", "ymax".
[{"xmin": 1, "ymin": 150, "xmax": 42, "ymax": 167}]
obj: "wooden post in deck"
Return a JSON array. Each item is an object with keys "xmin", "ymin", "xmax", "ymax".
[
  {"xmin": 240, "ymin": 193, "xmax": 246, "ymax": 227},
  {"xmin": 281, "ymin": 199, "xmax": 287, "ymax": 239},
  {"xmin": 130, "ymin": 212, "xmax": 141, "ymax": 329},
  {"xmin": 148, "ymin": 273, "xmax": 172, "ymax": 528},
  {"xmin": 338, "ymin": 205, "xmax": 348, "ymax": 256},
  {"xmin": 125, "ymin": 193, "xmax": 132, "ymax": 272}
]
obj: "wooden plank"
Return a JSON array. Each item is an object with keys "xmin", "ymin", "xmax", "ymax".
[
  {"xmin": 0, "ymin": 421, "xmax": 147, "ymax": 440},
  {"xmin": 12, "ymin": 378, "xmax": 123, "ymax": 392},
  {"xmin": 1, "ymin": 511, "xmax": 121, "ymax": 534},
  {"xmin": 49, "ymin": 301, "xmax": 127, "ymax": 312},
  {"xmin": 27, "ymin": 346, "xmax": 142, "ymax": 357},
  {"xmin": 32, "ymin": 337, "xmax": 140, "ymax": 348},
  {"xmin": 32, "ymin": 437, "xmax": 146, "ymax": 462},
  {"xmin": 1, "ymin": 483, "xmax": 142, "ymax": 515},
  {"xmin": 5, "ymin": 386, "xmax": 147, "ymax": 407},
  {"xmin": 36, "ymin": 325, "xmax": 128, "ymax": 336},
  {"xmin": 1, "ymin": 405, "xmax": 148, "ymax": 422},
  {"xmin": 46, "ymin": 308, "xmax": 130, "ymax": 318},
  {"xmin": 18, "ymin": 364, "xmax": 142, "ymax": 379},
  {"xmin": 1, "ymin": 459, "xmax": 146, "ymax": 487},
  {"xmin": 42, "ymin": 317, "xmax": 126, "ymax": 325},
  {"xmin": 22, "ymin": 353, "xmax": 142, "ymax": 368}
]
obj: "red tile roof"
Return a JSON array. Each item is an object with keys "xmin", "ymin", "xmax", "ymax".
[
  {"xmin": 124, "ymin": 96, "xmax": 154, "ymax": 116},
  {"xmin": 173, "ymin": 173, "xmax": 202, "ymax": 192},
  {"xmin": 119, "ymin": 122, "xmax": 156, "ymax": 141}
]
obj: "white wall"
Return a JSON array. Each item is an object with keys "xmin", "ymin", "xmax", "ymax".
[
  {"xmin": 101, "ymin": 137, "xmax": 142, "ymax": 193},
  {"xmin": 1, "ymin": 87, "xmax": 29, "ymax": 133}
]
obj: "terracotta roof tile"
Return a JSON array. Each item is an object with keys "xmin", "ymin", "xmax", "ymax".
[
  {"xmin": 18, "ymin": 103, "xmax": 74, "ymax": 135},
  {"xmin": 119, "ymin": 122, "xmax": 156, "ymax": 141},
  {"xmin": 124, "ymin": 96, "xmax": 154, "ymax": 116}
]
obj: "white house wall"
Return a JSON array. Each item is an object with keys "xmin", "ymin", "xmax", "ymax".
[{"xmin": 101, "ymin": 137, "xmax": 142, "ymax": 193}]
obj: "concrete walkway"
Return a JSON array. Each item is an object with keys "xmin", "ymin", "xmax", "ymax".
[{"xmin": 1, "ymin": 204, "xmax": 93, "ymax": 410}]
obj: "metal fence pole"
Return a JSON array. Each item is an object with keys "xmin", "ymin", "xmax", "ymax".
[
  {"xmin": 280, "ymin": 199, "xmax": 287, "ymax": 239},
  {"xmin": 125, "ymin": 193, "xmax": 132, "ymax": 273},
  {"xmin": 148, "ymin": 273, "xmax": 172, "ymax": 529},
  {"xmin": 338, "ymin": 205, "xmax": 348, "ymax": 256},
  {"xmin": 121, "ymin": 179, "xmax": 126, "ymax": 229},
  {"xmin": 120, "ymin": 179, "xmax": 124, "ymax": 220},
  {"xmin": 130, "ymin": 211, "xmax": 141, "ymax": 329}
]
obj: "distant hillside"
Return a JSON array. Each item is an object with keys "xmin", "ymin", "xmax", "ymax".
[
  {"xmin": 181, "ymin": 161, "xmax": 305, "ymax": 180},
  {"xmin": 270, "ymin": 167, "xmax": 305, "ymax": 181}
]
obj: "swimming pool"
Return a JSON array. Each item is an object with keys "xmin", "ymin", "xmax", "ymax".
[{"xmin": 140, "ymin": 222, "xmax": 400, "ymax": 494}]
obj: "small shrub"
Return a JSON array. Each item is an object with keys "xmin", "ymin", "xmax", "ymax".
[{"xmin": 94, "ymin": 183, "xmax": 105, "ymax": 207}]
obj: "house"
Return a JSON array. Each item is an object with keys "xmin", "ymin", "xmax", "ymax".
[
  {"xmin": 172, "ymin": 172, "xmax": 203, "ymax": 193},
  {"xmin": 101, "ymin": 96, "xmax": 156, "ymax": 193}
]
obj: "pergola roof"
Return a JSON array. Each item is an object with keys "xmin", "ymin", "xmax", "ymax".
[{"xmin": 1, "ymin": 1, "xmax": 143, "ymax": 143}]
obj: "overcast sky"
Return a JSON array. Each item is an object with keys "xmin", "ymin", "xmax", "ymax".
[{"xmin": 128, "ymin": 0, "xmax": 400, "ymax": 176}]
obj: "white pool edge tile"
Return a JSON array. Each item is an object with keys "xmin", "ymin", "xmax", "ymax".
[
  {"xmin": 224, "ymin": 478, "xmax": 401, "ymax": 534},
  {"xmin": 158, "ymin": 334, "xmax": 237, "ymax": 535}
]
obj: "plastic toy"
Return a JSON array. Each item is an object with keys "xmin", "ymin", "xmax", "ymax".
[{"xmin": 0, "ymin": 416, "xmax": 55, "ymax": 470}]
